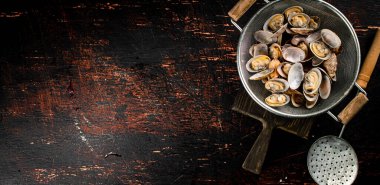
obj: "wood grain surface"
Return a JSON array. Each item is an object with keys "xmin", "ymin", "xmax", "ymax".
[{"xmin": 0, "ymin": 0, "xmax": 379, "ymax": 184}]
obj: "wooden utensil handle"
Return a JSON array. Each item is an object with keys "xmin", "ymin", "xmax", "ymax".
[
  {"xmin": 338, "ymin": 92, "xmax": 369, "ymax": 125},
  {"xmin": 228, "ymin": 0, "xmax": 257, "ymax": 22},
  {"xmin": 356, "ymin": 28, "xmax": 380, "ymax": 89},
  {"xmin": 242, "ymin": 121, "xmax": 272, "ymax": 174}
]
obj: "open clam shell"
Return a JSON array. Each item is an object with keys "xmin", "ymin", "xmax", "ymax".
[
  {"xmin": 269, "ymin": 43, "xmax": 282, "ymax": 59},
  {"xmin": 319, "ymin": 73, "xmax": 332, "ymax": 99},
  {"xmin": 277, "ymin": 62, "xmax": 292, "ymax": 78},
  {"xmin": 303, "ymin": 68, "xmax": 323, "ymax": 95},
  {"xmin": 290, "ymin": 90, "xmax": 305, "ymax": 108},
  {"xmin": 283, "ymin": 6, "xmax": 303, "ymax": 19},
  {"xmin": 306, "ymin": 94, "xmax": 319, "ymax": 109},
  {"xmin": 249, "ymin": 68, "xmax": 274, "ymax": 80},
  {"xmin": 246, "ymin": 55, "xmax": 271, "ymax": 73},
  {"xmin": 265, "ymin": 78, "xmax": 290, "ymax": 93},
  {"xmin": 312, "ymin": 57, "xmax": 324, "ymax": 66},
  {"xmin": 288, "ymin": 13, "xmax": 310, "ymax": 28},
  {"xmin": 263, "ymin": 14, "xmax": 284, "ymax": 32},
  {"xmin": 303, "ymin": 90, "xmax": 319, "ymax": 102},
  {"xmin": 249, "ymin": 43, "xmax": 268, "ymax": 57},
  {"xmin": 254, "ymin": 30, "xmax": 277, "ymax": 44},
  {"xmin": 291, "ymin": 35, "xmax": 306, "ymax": 46},
  {"xmin": 309, "ymin": 16, "xmax": 320, "ymax": 30},
  {"xmin": 268, "ymin": 59, "xmax": 281, "ymax": 79},
  {"xmin": 310, "ymin": 41, "xmax": 332, "ymax": 60},
  {"xmin": 297, "ymin": 42, "xmax": 308, "ymax": 57},
  {"xmin": 290, "ymin": 27, "xmax": 314, "ymax": 35},
  {"xmin": 265, "ymin": 94, "xmax": 290, "ymax": 107}
]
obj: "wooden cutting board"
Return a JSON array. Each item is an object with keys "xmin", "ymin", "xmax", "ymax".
[{"xmin": 232, "ymin": 90, "xmax": 314, "ymax": 174}]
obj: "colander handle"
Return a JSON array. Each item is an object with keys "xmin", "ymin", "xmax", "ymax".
[
  {"xmin": 328, "ymin": 28, "xmax": 380, "ymax": 125},
  {"xmin": 356, "ymin": 28, "xmax": 380, "ymax": 89},
  {"xmin": 228, "ymin": 0, "xmax": 271, "ymax": 32},
  {"xmin": 228, "ymin": 0, "xmax": 257, "ymax": 22}
]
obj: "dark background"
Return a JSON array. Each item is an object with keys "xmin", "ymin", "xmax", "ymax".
[{"xmin": 0, "ymin": 0, "xmax": 379, "ymax": 184}]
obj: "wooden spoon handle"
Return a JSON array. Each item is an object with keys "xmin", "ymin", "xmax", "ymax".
[
  {"xmin": 242, "ymin": 121, "xmax": 273, "ymax": 174},
  {"xmin": 228, "ymin": 0, "xmax": 257, "ymax": 22},
  {"xmin": 356, "ymin": 28, "xmax": 380, "ymax": 89}
]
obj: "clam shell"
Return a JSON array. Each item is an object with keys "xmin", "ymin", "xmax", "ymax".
[
  {"xmin": 291, "ymin": 90, "xmax": 305, "ymax": 108},
  {"xmin": 309, "ymin": 16, "xmax": 320, "ymax": 30},
  {"xmin": 288, "ymin": 63, "xmax": 304, "ymax": 90},
  {"xmin": 291, "ymin": 35, "xmax": 306, "ymax": 46},
  {"xmin": 265, "ymin": 78, "xmax": 290, "ymax": 93},
  {"xmin": 249, "ymin": 43, "xmax": 268, "ymax": 57},
  {"xmin": 249, "ymin": 68, "xmax": 274, "ymax": 80},
  {"xmin": 282, "ymin": 46, "xmax": 306, "ymax": 63},
  {"xmin": 306, "ymin": 31, "xmax": 321, "ymax": 45},
  {"xmin": 277, "ymin": 62, "xmax": 292, "ymax": 78},
  {"xmin": 310, "ymin": 41, "xmax": 332, "ymax": 60},
  {"xmin": 269, "ymin": 43, "xmax": 282, "ymax": 59},
  {"xmin": 298, "ymin": 42, "xmax": 309, "ymax": 57},
  {"xmin": 268, "ymin": 59, "xmax": 281, "ymax": 79},
  {"xmin": 246, "ymin": 55, "xmax": 271, "ymax": 72},
  {"xmin": 283, "ymin": 6, "xmax": 303, "ymax": 19},
  {"xmin": 286, "ymin": 27, "xmax": 296, "ymax": 35},
  {"xmin": 288, "ymin": 13, "xmax": 310, "ymax": 28},
  {"xmin": 321, "ymin": 29, "xmax": 342, "ymax": 49},
  {"xmin": 254, "ymin": 30, "xmax": 277, "ymax": 44},
  {"xmin": 319, "ymin": 74, "xmax": 332, "ymax": 99},
  {"xmin": 265, "ymin": 94, "xmax": 290, "ymax": 107},
  {"xmin": 290, "ymin": 27, "xmax": 314, "ymax": 35},
  {"xmin": 323, "ymin": 53, "xmax": 338, "ymax": 81},
  {"xmin": 306, "ymin": 95, "xmax": 319, "ymax": 109},
  {"xmin": 272, "ymin": 23, "xmax": 288, "ymax": 38},
  {"xmin": 304, "ymin": 91, "xmax": 319, "ymax": 102},
  {"xmin": 303, "ymin": 68, "xmax": 322, "ymax": 95},
  {"xmin": 263, "ymin": 14, "xmax": 284, "ymax": 32},
  {"xmin": 317, "ymin": 67, "xmax": 333, "ymax": 81},
  {"xmin": 312, "ymin": 57, "xmax": 324, "ymax": 66}
]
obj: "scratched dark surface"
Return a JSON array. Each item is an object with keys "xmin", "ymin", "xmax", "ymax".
[{"xmin": 0, "ymin": 0, "xmax": 379, "ymax": 184}]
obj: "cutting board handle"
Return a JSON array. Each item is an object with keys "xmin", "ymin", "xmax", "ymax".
[{"xmin": 242, "ymin": 120, "xmax": 273, "ymax": 174}]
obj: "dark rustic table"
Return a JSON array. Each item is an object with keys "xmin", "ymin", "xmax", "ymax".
[{"xmin": 0, "ymin": 0, "xmax": 379, "ymax": 184}]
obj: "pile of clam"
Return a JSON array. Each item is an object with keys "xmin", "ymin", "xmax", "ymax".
[{"xmin": 246, "ymin": 6, "xmax": 341, "ymax": 109}]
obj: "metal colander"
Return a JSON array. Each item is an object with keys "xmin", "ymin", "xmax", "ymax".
[
  {"xmin": 236, "ymin": 0, "xmax": 361, "ymax": 118},
  {"xmin": 307, "ymin": 135, "xmax": 358, "ymax": 185}
]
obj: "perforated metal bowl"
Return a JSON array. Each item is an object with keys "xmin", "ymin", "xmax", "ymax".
[{"xmin": 237, "ymin": 0, "xmax": 360, "ymax": 118}]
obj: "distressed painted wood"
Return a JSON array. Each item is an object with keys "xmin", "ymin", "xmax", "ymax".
[{"xmin": 0, "ymin": 0, "xmax": 379, "ymax": 184}]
